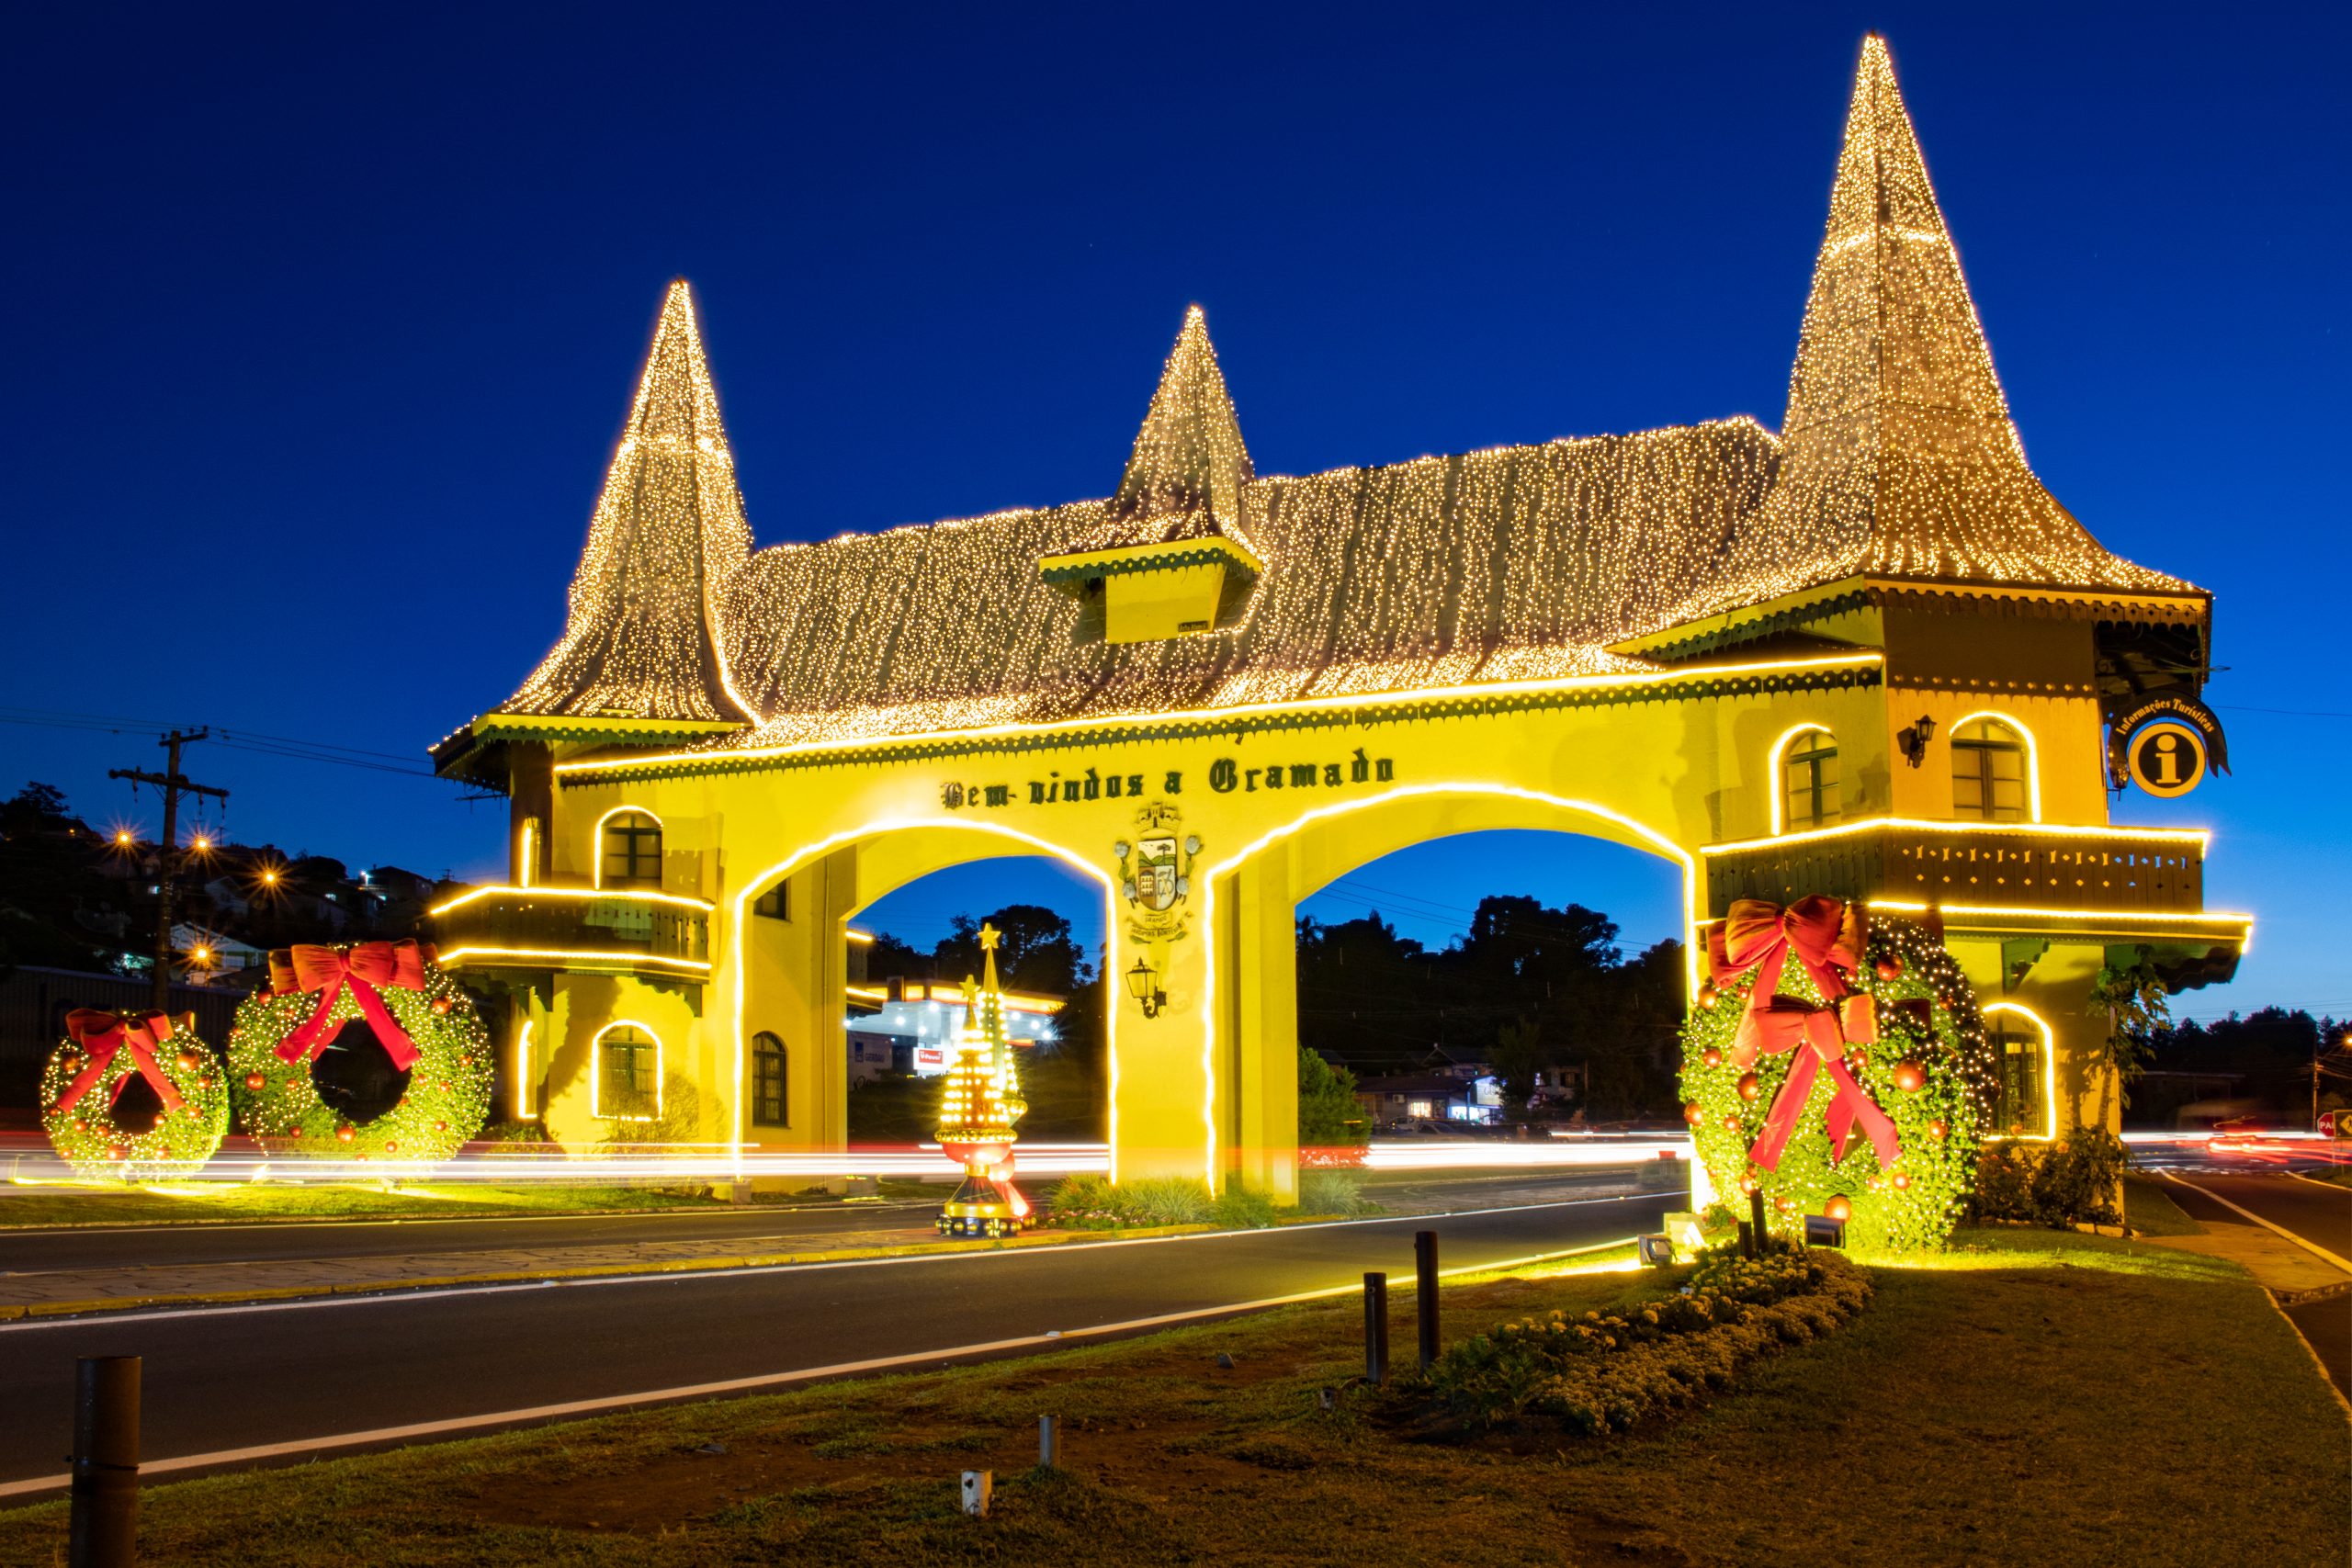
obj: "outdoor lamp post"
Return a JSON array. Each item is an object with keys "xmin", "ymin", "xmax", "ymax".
[{"xmin": 1125, "ymin": 955, "xmax": 1166, "ymax": 1019}]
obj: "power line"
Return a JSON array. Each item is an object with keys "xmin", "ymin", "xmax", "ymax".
[{"xmin": 0, "ymin": 705, "xmax": 440, "ymax": 779}]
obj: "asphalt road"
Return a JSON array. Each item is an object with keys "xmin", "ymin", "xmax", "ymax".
[
  {"xmin": 0, "ymin": 1201, "xmax": 945, "ymax": 1274},
  {"xmin": 0, "ymin": 1190, "xmax": 1672, "ymax": 1489}
]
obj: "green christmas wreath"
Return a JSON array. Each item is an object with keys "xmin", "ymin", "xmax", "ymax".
[
  {"xmin": 40, "ymin": 1010, "xmax": 231, "ymax": 1179},
  {"xmin": 227, "ymin": 940, "xmax": 493, "ymax": 1163},
  {"xmin": 1679, "ymin": 897, "xmax": 1993, "ymax": 1251}
]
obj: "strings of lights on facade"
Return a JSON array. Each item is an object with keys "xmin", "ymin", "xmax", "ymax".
[{"xmin": 497, "ymin": 39, "xmax": 2199, "ymax": 763}]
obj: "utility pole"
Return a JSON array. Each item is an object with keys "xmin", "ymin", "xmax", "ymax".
[{"xmin": 110, "ymin": 729, "xmax": 229, "ymax": 1011}]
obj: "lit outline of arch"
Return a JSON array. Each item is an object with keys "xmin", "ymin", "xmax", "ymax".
[
  {"xmin": 1195, "ymin": 784, "xmax": 1698, "ymax": 1194},
  {"xmin": 516, "ymin": 818, "xmax": 537, "ymax": 888},
  {"xmin": 1948, "ymin": 711, "xmax": 2041, "ymax": 824},
  {"xmin": 1980, "ymin": 1001, "xmax": 2057, "ymax": 1143},
  {"xmin": 592, "ymin": 803, "xmax": 666, "ymax": 890},
  {"xmin": 726, "ymin": 818, "xmax": 1119, "ymax": 1184},
  {"xmin": 1766, "ymin": 722, "xmax": 1838, "ymax": 837},
  {"xmin": 590, "ymin": 1018, "xmax": 664, "ymax": 1122}
]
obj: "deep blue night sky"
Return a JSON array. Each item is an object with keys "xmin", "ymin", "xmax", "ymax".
[{"xmin": 4, "ymin": 3, "xmax": 2343, "ymax": 1021}]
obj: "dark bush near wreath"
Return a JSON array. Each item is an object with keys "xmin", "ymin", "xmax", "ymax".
[
  {"xmin": 40, "ymin": 1009, "xmax": 231, "ymax": 1179},
  {"xmin": 228, "ymin": 941, "xmax": 493, "ymax": 1162},
  {"xmin": 1679, "ymin": 897, "xmax": 1994, "ymax": 1251}
]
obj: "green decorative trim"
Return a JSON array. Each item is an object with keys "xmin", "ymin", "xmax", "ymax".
[
  {"xmin": 558, "ymin": 663, "xmax": 1883, "ymax": 787},
  {"xmin": 1038, "ymin": 536, "xmax": 1261, "ymax": 589}
]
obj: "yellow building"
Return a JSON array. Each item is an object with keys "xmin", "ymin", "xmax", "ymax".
[{"xmin": 430, "ymin": 39, "xmax": 2246, "ymax": 1199}]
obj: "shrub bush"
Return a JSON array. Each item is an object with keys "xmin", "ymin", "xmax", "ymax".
[
  {"xmin": 1971, "ymin": 1128, "xmax": 2126, "ymax": 1227},
  {"xmin": 1299, "ymin": 1168, "xmax": 1374, "ymax": 1215},
  {"xmin": 1045, "ymin": 1174, "xmax": 1212, "ymax": 1227},
  {"xmin": 1209, "ymin": 1182, "xmax": 1278, "ymax": 1229},
  {"xmin": 1414, "ymin": 1245, "xmax": 1871, "ymax": 1435}
]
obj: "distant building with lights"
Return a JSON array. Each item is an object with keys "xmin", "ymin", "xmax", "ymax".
[
  {"xmin": 845, "ymin": 978, "xmax": 1062, "ymax": 1082},
  {"xmin": 431, "ymin": 38, "xmax": 2245, "ymax": 1201}
]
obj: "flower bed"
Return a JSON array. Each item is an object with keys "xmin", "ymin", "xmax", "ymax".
[{"xmin": 1408, "ymin": 1246, "xmax": 1871, "ymax": 1436}]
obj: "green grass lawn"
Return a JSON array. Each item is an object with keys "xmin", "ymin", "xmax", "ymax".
[
  {"xmin": 3, "ymin": 1227, "xmax": 2340, "ymax": 1566},
  {"xmin": 0, "ymin": 1179, "xmax": 941, "ymax": 1228},
  {"xmin": 2123, "ymin": 1171, "xmax": 2206, "ymax": 1236}
]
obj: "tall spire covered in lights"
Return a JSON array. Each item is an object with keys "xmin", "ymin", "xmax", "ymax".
[
  {"xmin": 503, "ymin": 279, "xmax": 756, "ymax": 724},
  {"xmin": 1106, "ymin": 305, "xmax": 1258, "ymax": 551},
  {"xmin": 1668, "ymin": 37, "xmax": 2189, "ymax": 624}
]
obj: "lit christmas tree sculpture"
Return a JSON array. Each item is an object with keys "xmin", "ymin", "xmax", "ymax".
[{"xmin": 935, "ymin": 923, "xmax": 1032, "ymax": 1238}]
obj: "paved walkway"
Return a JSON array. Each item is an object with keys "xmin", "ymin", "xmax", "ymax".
[{"xmin": 2147, "ymin": 1171, "xmax": 2351, "ymax": 1405}]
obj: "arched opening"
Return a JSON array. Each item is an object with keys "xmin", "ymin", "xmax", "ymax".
[
  {"xmin": 1982, "ymin": 1002, "xmax": 2055, "ymax": 1141},
  {"xmin": 592, "ymin": 1021, "xmax": 661, "ymax": 1121},
  {"xmin": 750, "ymin": 1031, "xmax": 787, "ymax": 1128},
  {"xmin": 844, "ymin": 852, "xmax": 1106, "ymax": 1145},
  {"xmin": 1294, "ymin": 828, "xmax": 1689, "ymax": 1133},
  {"xmin": 596, "ymin": 808, "xmax": 664, "ymax": 889},
  {"xmin": 726, "ymin": 818, "xmax": 1118, "ymax": 1164},
  {"xmin": 1951, "ymin": 716, "xmax": 2032, "ymax": 823},
  {"xmin": 1191, "ymin": 784, "xmax": 1694, "ymax": 1194},
  {"xmin": 1773, "ymin": 725, "xmax": 1840, "ymax": 833}
]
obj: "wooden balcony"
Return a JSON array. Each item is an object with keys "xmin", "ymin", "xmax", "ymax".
[
  {"xmin": 428, "ymin": 886, "xmax": 711, "ymax": 987},
  {"xmin": 1702, "ymin": 820, "xmax": 2207, "ymax": 922}
]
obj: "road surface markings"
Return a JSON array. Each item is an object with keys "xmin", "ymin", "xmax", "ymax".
[
  {"xmin": 2163, "ymin": 1173, "xmax": 2352, "ymax": 1275},
  {"xmin": 0, "ymin": 1193, "xmax": 1662, "ymax": 1332},
  {"xmin": 0, "ymin": 1233, "xmax": 1635, "ymax": 1496}
]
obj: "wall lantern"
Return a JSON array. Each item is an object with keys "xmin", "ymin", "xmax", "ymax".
[{"xmin": 1125, "ymin": 955, "xmax": 1167, "ymax": 1019}]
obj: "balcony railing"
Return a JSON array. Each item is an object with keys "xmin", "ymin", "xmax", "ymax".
[
  {"xmin": 428, "ymin": 886, "xmax": 711, "ymax": 983},
  {"xmin": 1702, "ymin": 820, "xmax": 2206, "ymax": 920}
]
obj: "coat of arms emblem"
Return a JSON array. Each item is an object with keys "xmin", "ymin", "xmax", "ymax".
[{"xmin": 1114, "ymin": 803, "xmax": 1199, "ymax": 943}]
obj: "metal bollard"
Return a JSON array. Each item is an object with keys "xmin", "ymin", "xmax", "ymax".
[
  {"xmin": 1363, "ymin": 1271, "xmax": 1389, "ymax": 1385},
  {"xmin": 70, "ymin": 1356, "xmax": 139, "ymax": 1568},
  {"xmin": 1414, "ymin": 1229, "xmax": 1440, "ymax": 1371},
  {"xmin": 960, "ymin": 1469, "xmax": 992, "ymax": 1517},
  {"xmin": 1037, "ymin": 1415, "xmax": 1057, "ymax": 1470}
]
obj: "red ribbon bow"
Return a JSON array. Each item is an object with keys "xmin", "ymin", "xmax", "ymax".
[
  {"xmin": 57, "ymin": 1010, "xmax": 186, "ymax": 1117},
  {"xmin": 268, "ymin": 941, "xmax": 428, "ymax": 1070},
  {"xmin": 1709, "ymin": 896, "xmax": 1900, "ymax": 1174}
]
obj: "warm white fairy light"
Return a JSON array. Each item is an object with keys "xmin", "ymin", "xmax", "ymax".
[
  {"xmin": 477, "ymin": 39, "xmax": 2203, "ymax": 772},
  {"xmin": 1663, "ymin": 37, "xmax": 2193, "ymax": 630},
  {"xmin": 503, "ymin": 279, "xmax": 753, "ymax": 726}
]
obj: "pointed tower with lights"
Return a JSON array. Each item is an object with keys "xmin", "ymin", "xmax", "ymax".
[
  {"xmin": 1039, "ymin": 305, "xmax": 1263, "ymax": 643},
  {"xmin": 432, "ymin": 279, "xmax": 757, "ymax": 876},
  {"xmin": 1648, "ymin": 36, "xmax": 2195, "ymax": 635},
  {"xmin": 935, "ymin": 922, "xmax": 1033, "ymax": 1238}
]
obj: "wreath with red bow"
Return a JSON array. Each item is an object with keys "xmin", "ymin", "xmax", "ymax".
[
  {"xmin": 40, "ymin": 1010, "xmax": 231, "ymax": 1179},
  {"xmin": 1679, "ymin": 898, "xmax": 1995, "ymax": 1251},
  {"xmin": 227, "ymin": 940, "xmax": 493, "ymax": 1163}
]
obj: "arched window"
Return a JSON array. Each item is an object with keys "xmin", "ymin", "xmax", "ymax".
[
  {"xmin": 1951, "ymin": 718, "xmax": 2028, "ymax": 822},
  {"xmin": 595, "ymin": 1024, "xmax": 660, "ymax": 1120},
  {"xmin": 1984, "ymin": 1005, "xmax": 2052, "ymax": 1139},
  {"xmin": 752, "ymin": 1032, "xmax": 787, "ymax": 1127},
  {"xmin": 1780, "ymin": 728, "xmax": 1840, "ymax": 831},
  {"xmin": 599, "ymin": 810, "xmax": 663, "ymax": 889}
]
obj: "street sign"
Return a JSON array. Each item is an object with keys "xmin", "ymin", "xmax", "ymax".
[
  {"xmin": 2127, "ymin": 723, "xmax": 2208, "ymax": 798},
  {"xmin": 2324, "ymin": 1108, "xmax": 2352, "ymax": 1140}
]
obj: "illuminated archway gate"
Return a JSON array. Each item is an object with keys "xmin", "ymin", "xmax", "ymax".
[{"xmin": 432, "ymin": 40, "xmax": 2246, "ymax": 1197}]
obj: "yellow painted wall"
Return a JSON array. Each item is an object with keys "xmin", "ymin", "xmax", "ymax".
[{"xmin": 500, "ymin": 620, "xmax": 2192, "ymax": 1200}]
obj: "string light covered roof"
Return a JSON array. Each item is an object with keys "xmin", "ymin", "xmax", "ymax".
[
  {"xmin": 501, "ymin": 279, "xmax": 754, "ymax": 727},
  {"xmin": 1659, "ymin": 37, "xmax": 2191, "ymax": 629},
  {"xmin": 489, "ymin": 39, "xmax": 2203, "ymax": 761}
]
